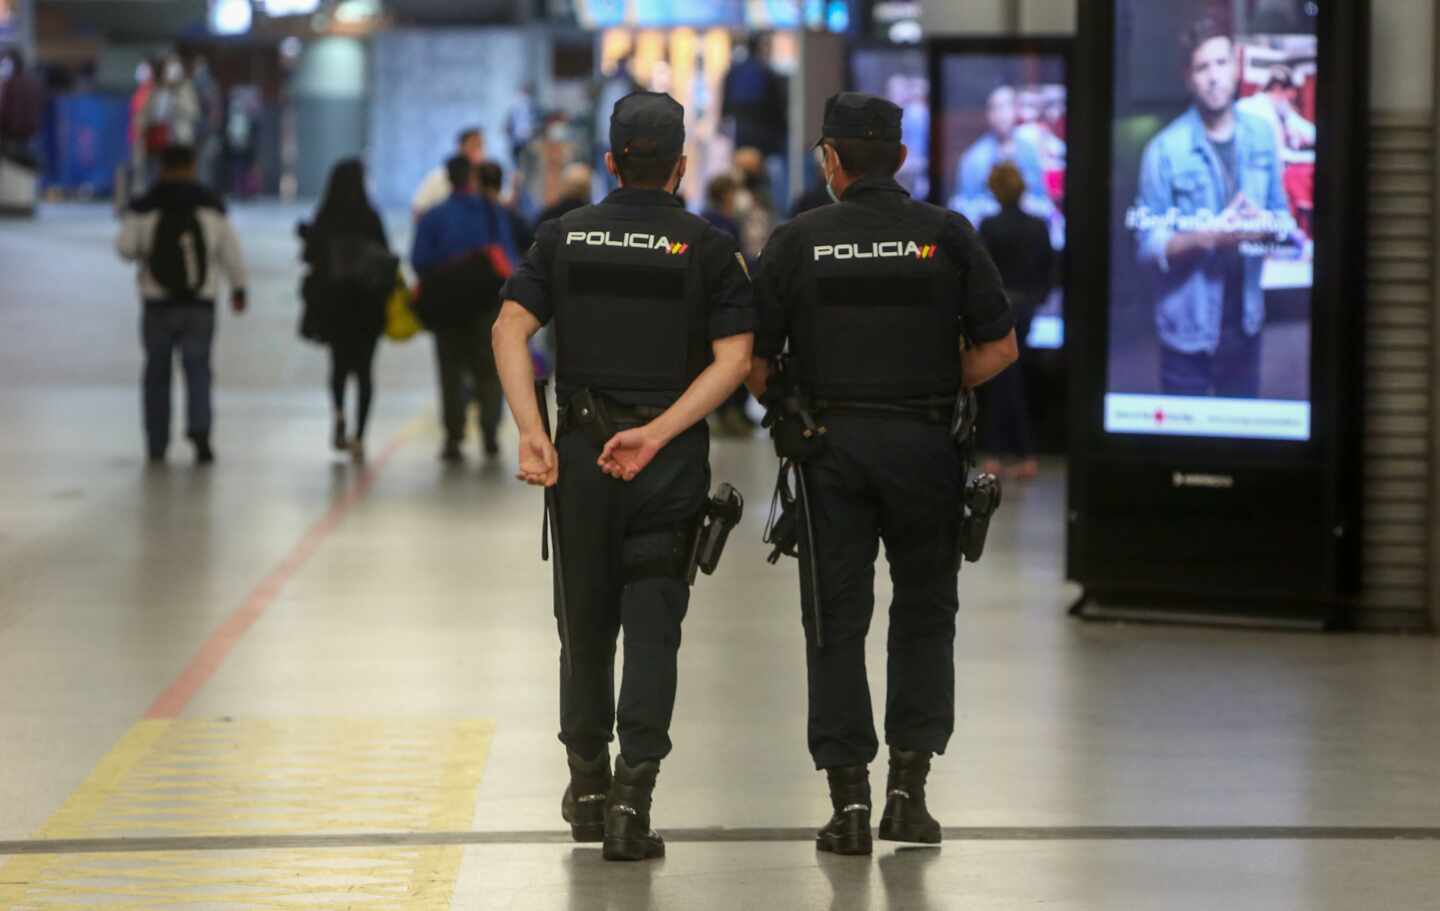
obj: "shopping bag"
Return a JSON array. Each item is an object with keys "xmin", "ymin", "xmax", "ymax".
[{"xmin": 385, "ymin": 272, "xmax": 421, "ymax": 341}]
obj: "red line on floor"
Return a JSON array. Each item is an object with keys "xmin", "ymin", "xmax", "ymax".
[{"xmin": 143, "ymin": 431, "xmax": 413, "ymax": 719}]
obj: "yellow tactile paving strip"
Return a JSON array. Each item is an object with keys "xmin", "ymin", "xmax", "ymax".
[{"xmin": 0, "ymin": 718, "xmax": 494, "ymax": 909}]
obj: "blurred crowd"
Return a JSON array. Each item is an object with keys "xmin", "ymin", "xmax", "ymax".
[
  {"xmin": 111, "ymin": 35, "xmax": 802, "ymax": 467},
  {"xmin": 103, "ymin": 33, "xmax": 1053, "ymax": 481},
  {"xmin": 126, "ymin": 52, "xmax": 263, "ymax": 199}
]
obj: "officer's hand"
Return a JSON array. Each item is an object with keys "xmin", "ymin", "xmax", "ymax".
[
  {"xmin": 517, "ymin": 431, "xmax": 558, "ymax": 487},
  {"xmin": 598, "ymin": 427, "xmax": 663, "ymax": 482}
]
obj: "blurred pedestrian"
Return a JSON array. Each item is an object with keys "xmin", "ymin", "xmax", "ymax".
[
  {"xmin": 700, "ymin": 174, "xmax": 740, "ymax": 241},
  {"xmin": 506, "ymin": 82, "xmax": 540, "ymax": 164},
  {"xmin": 223, "ymin": 86, "xmax": 262, "ymax": 198},
  {"xmin": 116, "ymin": 144, "xmax": 247, "ymax": 465},
  {"xmin": 478, "ymin": 160, "xmax": 534, "ymax": 256},
  {"xmin": 701, "ymin": 173, "xmax": 755, "ymax": 436},
  {"xmin": 535, "ymin": 162, "xmax": 592, "ymax": 229},
  {"xmin": 126, "ymin": 59, "xmax": 157, "ymax": 186},
  {"xmin": 721, "ymin": 34, "xmax": 787, "ymax": 201},
  {"xmin": 732, "ymin": 146, "xmax": 774, "ymax": 264},
  {"xmin": 190, "ymin": 56, "xmax": 223, "ymax": 187},
  {"xmin": 299, "ymin": 159, "xmax": 394, "ymax": 463},
  {"xmin": 411, "ymin": 155, "xmax": 517, "ymax": 462},
  {"xmin": 412, "ymin": 127, "xmax": 484, "ymax": 221},
  {"xmin": 977, "ymin": 162, "xmax": 1052, "ymax": 480},
  {"xmin": 527, "ymin": 162, "xmax": 594, "ymax": 380},
  {"xmin": 139, "ymin": 56, "xmax": 203, "ymax": 186},
  {"xmin": 0, "ymin": 49, "xmax": 42, "ymax": 189},
  {"xmin": 0, "ymin": 50, "xmax": 41, "ymax": 145}
]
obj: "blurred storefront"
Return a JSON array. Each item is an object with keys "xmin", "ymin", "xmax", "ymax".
[
  {"xmin": 0, "ymin": 0, "xmax": 36, "ymax": 59},
  {"xmin": 22, "ymin": 0, "xmax": 931, "ymax": 207},
  {"xmin": 571, "ymin": 1, "xmax": 854, "ymax": 209},
  {"xmin": 595, "ymin": 27, "xmax": 791, "ymax": 207}
]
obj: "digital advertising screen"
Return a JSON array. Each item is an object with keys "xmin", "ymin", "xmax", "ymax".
[
  {"xmin": 1104, "ymin": 0, "xmax": 1318, "ymax": 441},
  {"xmin": 850, "ymin": 46, "xmax": 929, "ymax": 199},
  {"xmin": 577, "ymin": 0, "xmax": 849, "ymax": 29},
  {"xmin": 578, "ymin": 0, "xmax": 744, "ymax": 27},
  {"xmin": 933, "ymin": 49, "xmax": 1067, "ymax": 349}
]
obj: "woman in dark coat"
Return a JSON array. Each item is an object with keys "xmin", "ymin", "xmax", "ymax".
[
  {"xmin": 977, "ymin": 162, "xmax": 1055, "ymax": 480},
  {"xmin": 301, "ymin": 159, "xmax": 391, "ymax": 462}
]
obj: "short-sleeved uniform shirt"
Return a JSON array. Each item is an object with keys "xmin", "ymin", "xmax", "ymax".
[
  {"xmin": 501, "ymin": 187, "xmax": 755, "ymax": 409},
  {"xmin": 753, "ymin": 176, "xmax": 1014, "ymax": 363}
]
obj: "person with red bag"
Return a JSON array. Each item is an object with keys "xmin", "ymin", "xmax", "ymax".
[{"xmin": 411, "ymin": 155, "xmax": 519, "ymax": 462}]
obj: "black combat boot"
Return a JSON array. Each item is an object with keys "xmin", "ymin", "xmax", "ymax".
[
  {"xmin": 560, "ymin": 748, "xmax": 611, "ymax": 843},
  {"xmin": 602, "ymin": 756, "xmax": 665, "ymax": 861},
  {"xmin": 816, "ymin": 765, "xmax": 872, "ymax": 855},
  {"xmin": 878, "ymin": 749, "xmax": 942, "ymax": 844}
]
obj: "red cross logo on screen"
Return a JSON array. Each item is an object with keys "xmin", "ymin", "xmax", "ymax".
[{"xmin": 1154, "ymin": 409, "xmax": 1166, "ymax": 425}]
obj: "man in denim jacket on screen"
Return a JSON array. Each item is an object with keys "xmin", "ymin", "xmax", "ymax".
[{"xmin": 1132, "ymin": 17, "xmax": 1293, "ymax": 399}]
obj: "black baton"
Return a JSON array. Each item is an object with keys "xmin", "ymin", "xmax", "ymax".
[
  {"xmin": 536, "ymin": 380, "xmax": 574, "ymax": 679},
  {"xmin": 793, "ymin": 462, "xmax": 825, "ymax": 649}
]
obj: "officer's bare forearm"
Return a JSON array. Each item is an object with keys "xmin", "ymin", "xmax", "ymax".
[
  {"xmin": 648, "ymin": 333, "xmax": 755, "ymax": 445},
  {"xmin": 963, "ymin": 330, "xmax": 1020, "ymax": 389},
  {"xmin": 745, "ymin": 358, "xmax": 772, "ymax": 399},
  {"xmin": 492, "ymin": 301, "xmax": 545, "ymax": 437}
]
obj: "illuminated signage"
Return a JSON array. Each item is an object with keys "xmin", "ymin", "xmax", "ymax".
[
  {"xmin": 259, "ymin": 0, "xmax": 321, "ymax": 16},
  {"xmin": 209, "ymin": 0, "xmax": 254, "ymax": 35}
]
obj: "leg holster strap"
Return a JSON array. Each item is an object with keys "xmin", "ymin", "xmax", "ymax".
[{"xmin": 622, "ymin": 525, "xmax": 693, "ymax": 585}]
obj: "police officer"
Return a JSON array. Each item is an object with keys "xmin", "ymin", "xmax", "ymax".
[
  {"xmin": 748, "ymin": 93, "xmax": 1019, "ymax": 855},
  {"xmin": 492, "ymin": 91, "xmax": 754, "ymax": 862}
]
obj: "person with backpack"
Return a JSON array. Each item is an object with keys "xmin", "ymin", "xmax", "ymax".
[
  {"xmin": 117, "ymin": 144, "xmax": 247, "ymax": 465},
  {"xmin": 411, "ymin": 155, "xmax": 518, "ymax": 463},
  {"xmin": 299, "ymin": 158, "xmax": 395, "ymax": 463}
]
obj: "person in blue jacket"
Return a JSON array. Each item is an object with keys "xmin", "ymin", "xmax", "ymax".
[{"xmin": 412, "ymin": 155, "xmax": 518, "ymax": 462}]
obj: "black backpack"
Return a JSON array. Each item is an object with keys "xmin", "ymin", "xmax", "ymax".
[
  {"xmin": 324, "ymin": 234, "xmax": 397, "ymax": 297},
  {"xmin": 149, "ymin": 206, "xmax": 209, "ymax": 300}
]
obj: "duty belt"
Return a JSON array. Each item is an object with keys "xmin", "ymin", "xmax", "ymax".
[
  {"xmin": 556, "ymin": 389, "xmax": 668, "ymax": 440},
  {"xmin": 813, "ymin": 396, "xmax": 954, "ymax": 426}
]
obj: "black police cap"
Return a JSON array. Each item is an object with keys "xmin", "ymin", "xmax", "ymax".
[
  {"xmin": 814, "ymin": 91, "xmax": 903, "ymax": 147},
  {"xmin": 610, "ymin": 91, "xmax": 685, "ymax": 160}
]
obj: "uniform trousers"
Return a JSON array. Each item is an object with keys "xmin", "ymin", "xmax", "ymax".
[
  {"xmin": 554, "ymin": 422, "xmax": 709, "ymax": 765},
  {"xmin": 797, "ymin": 415, "xmax": 964, "ymax": 770}
]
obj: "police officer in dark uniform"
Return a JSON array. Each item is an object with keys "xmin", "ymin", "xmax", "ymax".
[
  {"xmin": 492, "ymin": 91, "xmax": 754, "ymax": 862},
  {"xmin": 748, "ymin": 93, "xmax": 1019, "ymax": 855}
]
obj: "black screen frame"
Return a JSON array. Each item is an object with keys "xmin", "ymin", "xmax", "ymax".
[
  {"xmin": 1072, "ymin": 0, "xmax": 1367, "ymax": 462},
  {"xmin": 846, "ymin": 38, "xmax": 929, "ymax": 92},
  {"xmin": 1067, "ymin": 0, "xmax": 1369, "ymax": 606}
]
